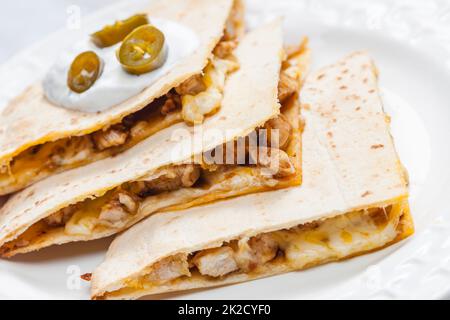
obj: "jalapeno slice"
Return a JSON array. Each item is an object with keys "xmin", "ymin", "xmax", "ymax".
[
  {"xmin": 91, "ymin": 14, "xmax": 149, "ymax": 48},
  {"xmin": 67, "ymin": 51, "xmax": 103, "ymax": 93},
  {"xmin": 118, "ymin": 25, "xmax": 168, "ymax": 75}
]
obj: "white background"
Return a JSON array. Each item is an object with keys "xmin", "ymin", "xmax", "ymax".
[{"xmin": 0, "ymin": 0, "xmax": 115, "ymax": 61}]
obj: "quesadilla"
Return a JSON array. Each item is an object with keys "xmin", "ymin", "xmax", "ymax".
[
  {"xmin": 0, "ymin": 0, "xmax": 245, "ymax": 195},
  {"xmin": 0, "ymin": 21, "xmax": 310, "ymax": 257},
  {"xmin": 90, "ymin": 52, "xmax": 414, "ymax": 300}
]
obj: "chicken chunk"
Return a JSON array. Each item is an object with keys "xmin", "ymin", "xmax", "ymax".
[
  {"xmin": 249, "ymin": 234, "xmax": 279, "ymax": 262},
  {"xmin": 175, "ymin": 75, "xmax": 206, "ymax": 96},
  {"xmin": 161, "ymin": 92, "xmax": 182, "ymax": 115},
  {"xmin": 249, "ymin": 147, "xmax": 296, "ymax": 178},
  {"xmin": 50, "ymin": 136, "xmax": 94, "ymax": 167},
  {"xmin": 98, "ymin": 205, "xmax": 129, "ymax": 228},
  {"xmin": 192, "ymin": 246, "xmax": 239, "ymax": 278},
  {"xmin": 234, "ymin": 234, "xmax": 279, "ymax": 272},
  {"xmin": 263, "ymin": 114, "xmax": 293, "ymax": 150},
  {"xmin": 278, "ymin": 72, "xmax": 299, "ymax": 103},
  {"xmin": 180, "ymin": 165, "xmax": 202, "ymax": 187},
  {"xmin": 44, "ymin": 205, "xmax": 78, "ymax": 227},
  {"xmin": 140, "ymin": 165, "xmax": 201, "ymax": 194},
  {"xmin": 91, "ymin": 125, "xmax": 129, "ymax": 151},
  {"xmin": 147, "ymin": 254, "xmax": 190, "ymax": 283},
  {"xmin": 98, "ymin": 192, "xmax": 138, "ymax": 228}
]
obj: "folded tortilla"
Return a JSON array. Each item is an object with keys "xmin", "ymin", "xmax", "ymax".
[
  {"xmin": 90, "ymin": 51, "xmax": 414, "ymax": 300},
  {"xmin": 0, "ymin": 0, "xmax": 245, "ymax": 195},
  {"xmin": 0, "ymin": 21, "xmax": 309, "ymax": 257}
]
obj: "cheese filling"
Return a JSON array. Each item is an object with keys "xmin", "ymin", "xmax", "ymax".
[{"xmin": 104, "ymin": 201, "xmax": 408, "ymax": 298}]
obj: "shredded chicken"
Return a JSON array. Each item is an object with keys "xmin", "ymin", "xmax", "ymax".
[
  {"xmin": 175, "ymin": 75, "xmax": 206, "ymax": 96},
  {"xmin": 118, "ymin": 193, "xmax": 138, "ymax": 213},
  {"xmin": 192, "ymin": 246, "xmax": 239, "ymax": 277},
  {"xmin": 278, "ymin": 72, "xmax": 299, "ymax": 103},
  {"xmin": 263, "ymin": 114, "xmax": 293, "ymax": 150},
  {"xmin": 44, "ymin": 206, "xmax": 78, "ymax": 227},
  {"xmin": 249, "ymin": 147, "xmax": 296, "ymax": 178},
  {"xmin": 91, "ymin": 125, "xmax": 129, "ymax": 151},
  {"xmin": 146, "ymin": 254, "xmax": 190, "ymax": 283}
]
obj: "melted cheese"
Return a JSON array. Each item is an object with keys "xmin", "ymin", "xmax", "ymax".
[
  {"xmin": 65, "ymin": 194, "xmax": 113, "ymax": 236},
  {"xmin": 109, "ymin": 202, "xmax": 407, "ymax": 298},
  {"xmin": 181, "ymin": 57, "xmax": 239, "ymax": 125},
  {"xmin": 271, "ymin": 203, "xmax": 404, "ymax": 269}
]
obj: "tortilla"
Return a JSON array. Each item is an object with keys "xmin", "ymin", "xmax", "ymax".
[
  {"xmin": 90, "ymin": 51, "xmax": 414, "ymax": 300},
  {"xmin": 0, "ymin": 0, "xmax": 245, "ymax": 195},
  {"xmin": 0, "ymin": 21, "xmax": 308, "ymax": 257}
]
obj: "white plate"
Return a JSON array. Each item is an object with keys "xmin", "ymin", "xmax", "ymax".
[{"xmin": 1, "ymin": 0, "xmax": 450, "ymax": 300}]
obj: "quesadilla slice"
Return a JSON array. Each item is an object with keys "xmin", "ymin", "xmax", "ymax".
[
  {"xmin": 0, "ymin": 22, "xmax": 310, "ymax": 257},
  {"xmin": 90, "ymin": 51, "xmax": 414, "ymax": 300},
  {"xmin": 0, "ymin": 0, "xmax": 245, "ymax": 195}
]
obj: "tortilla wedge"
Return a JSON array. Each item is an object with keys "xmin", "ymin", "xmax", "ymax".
[
  {"xmin": 0, "ymin": 21, "xmax": 309, "ymax": 257},
  {"xmin": 90, "ymin": 51, "xmax": 414, "ymax": 300},
  {"xmin": 0, "ymin": 0, "xmax": 245, "ymax": 195}
]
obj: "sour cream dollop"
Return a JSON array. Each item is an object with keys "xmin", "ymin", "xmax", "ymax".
[{"xmin": 43, "ymin": 18, "xmax": 200, "ymax": 113}]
